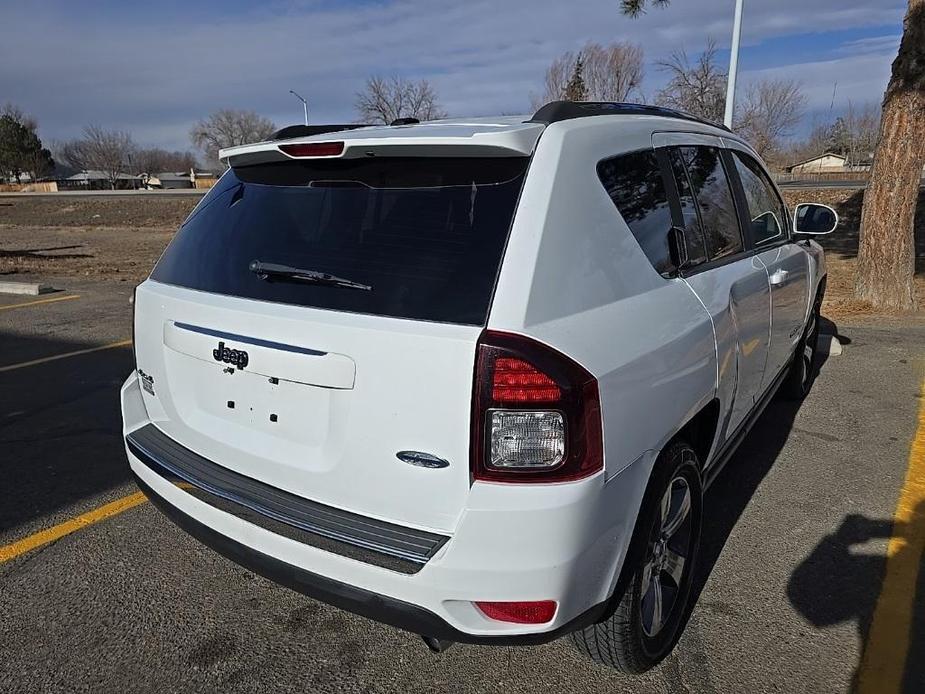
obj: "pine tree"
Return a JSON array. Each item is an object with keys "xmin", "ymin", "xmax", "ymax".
[{"xmin": 565, "ymin": 54, "xmax": 588, "ymax": 102}]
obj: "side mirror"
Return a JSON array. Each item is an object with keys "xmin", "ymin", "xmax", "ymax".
[{"xmin": 794, "ymin": 203, "xmax": 838, "ymax": 235}]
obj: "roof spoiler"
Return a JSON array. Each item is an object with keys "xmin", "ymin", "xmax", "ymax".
[
  {"xmin": 528, "ymin": 101, "xmax": 731, "ymax": 133},
  {"xmin": 272, "ymin": 124, "xmax": 373, "ymax": 140}
]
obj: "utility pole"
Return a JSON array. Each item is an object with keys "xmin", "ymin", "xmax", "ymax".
[
  {"xmin": 723, "ymin": 0, "xmax": 744, "ymax": 128},
  {"xmin": 289, "ymin": 90, "xmax": 309, "ymax": 125}
]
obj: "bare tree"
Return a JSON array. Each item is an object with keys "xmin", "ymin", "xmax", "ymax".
[
  {"xmin": 833, "ymin": 102, "xmax": 880, "ymax": 166},
  {"xmin": 856, "ymin": 0, "xmax": 925, "ymax": 310},
  {"xmin": 781, "ymin": 119, "xmax": 839, "ymax": 166},
  {"xmin": 190, "ymin": 109, "xmax": 276, "ymax": 168},
  {"xmin": 534, "ymin": 41, "xmax": 645, "ymax": 107},
  {"xmin": 655, "ymin": 39, "xmax": 727, "ymax": 124},
  {"xmin": 52, "ymin": 139, "xmax": 88, "ymax": 172},
  {"xmin": 782, "ymin": 103, "xmax": 880, "ymax": 169},
  {"xmin": 60, "ymin": 125, "xmax": 136, "ymax": 189},
  {"xmin": 355, "ymin": 76, "xmax": 447, "ymax": 124},
  {"xmin": 735, "ymin": 79, "xmax": 806, "ymax": 158},
  {"xmin": 134, "ymin": 148, "xmax": 199, "ymax": 174}
]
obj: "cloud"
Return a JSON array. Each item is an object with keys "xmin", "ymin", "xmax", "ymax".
[
  {"xmin": 740, "ymin": 48, "xmax": 894, "ymax": 113},
  {"xmin": 0, "ymin": 0, "xmax": 906, "ymax": 150},
  {"xmin": 836, "ymin": 33, "xmax": 902, "ymax": 55}
]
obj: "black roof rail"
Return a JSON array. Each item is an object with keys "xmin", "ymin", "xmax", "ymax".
[
  {"xmin": 390, "ymin": 117, "xmax": 420, "ymax": 126},
  {"xmin": 527, "ymin": 101, "xmax": 731, "ymax": 132},
  {"xmin": 271, "ymin": 124, "xmax": 372, "ymax": 141}
]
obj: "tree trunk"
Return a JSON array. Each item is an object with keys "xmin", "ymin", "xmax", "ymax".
[{"xmin": 855, "ymin": 0, "xmax": 925, "ymax": 311}]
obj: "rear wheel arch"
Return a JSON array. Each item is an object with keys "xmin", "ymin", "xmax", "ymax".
[
  {"xmin": 591, "ymin": 400, "xmax": 717, "ymax": 625},
  {"xmin": 815, "ymin": 274, "xmax": 827, "ymax": 304},
  {"xmin": 673, "ymin": 399, "xmax": 720, "ymax": 470}
]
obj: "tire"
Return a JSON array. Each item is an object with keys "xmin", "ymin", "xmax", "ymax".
[
  {"xmin": 781, "ymin": 291, "xmax": 822, "ymax": 401},
  {"xmin": 570, "ymin": 441, "xmax": 703, "ymax": 673}
]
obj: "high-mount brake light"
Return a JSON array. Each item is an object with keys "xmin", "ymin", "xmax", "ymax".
[
  {"xmin": 471, "ymin": 331, "xmax": 603, "ymax": 483},
  {"xmin": 278, "ymin": 141, "xmax": 345, "ymax": 158}
]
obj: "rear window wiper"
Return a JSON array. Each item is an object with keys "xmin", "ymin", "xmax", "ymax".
[{"xmin": 249, "ymin": 260, "xmax": 372, "ymax": 291}]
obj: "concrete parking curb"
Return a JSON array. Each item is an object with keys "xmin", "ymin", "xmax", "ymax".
[
  {"xmin": 0, "ymin": 281, "xmax": 55, "ymax": 296},
  {"xmin": 819, "ymin": 334, "xmax": 843, "ymax": 356}
]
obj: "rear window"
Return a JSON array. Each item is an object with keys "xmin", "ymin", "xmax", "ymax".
[{"xmin": 151, "ymin": 157, "xmax": 529, "ymax": 325}]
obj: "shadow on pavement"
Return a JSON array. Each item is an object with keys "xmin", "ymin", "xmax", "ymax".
[
  {"xmin": 787, "ymin": 503, "xmax": 925, "ymax": 692},
  {"xmin": 673, "ymin": 316, "xmax": 844, "ymax": 658},
  {"xmin": 0, "ymin": 331, "xmax": 133, "ymax": 533}
]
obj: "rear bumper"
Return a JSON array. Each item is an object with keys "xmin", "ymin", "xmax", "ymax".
[
  {"xmin": 122, "ymin": 372, "xmax": 656, "ymax": 641},
  {"xmin": 133, "ymin": 468, "xmax": 604, "ymax": 644}
]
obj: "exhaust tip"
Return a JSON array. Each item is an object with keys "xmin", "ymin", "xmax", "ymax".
[{"xmin": 421, "ymin": 636, "xmax": 454, "ymax": 653}]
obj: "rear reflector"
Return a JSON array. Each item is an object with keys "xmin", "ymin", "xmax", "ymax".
[
  {"xmin": 278, "ymin": 141, "xmax": 345, "ymax": 157},
  {"xmin": 475, "ymin": 600, "xmax": 557, "ymax": 624}
]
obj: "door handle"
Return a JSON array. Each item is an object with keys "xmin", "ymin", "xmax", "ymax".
[{"xmin": 770, "ymin": 269, "xmax": 789, "ymax": 286}]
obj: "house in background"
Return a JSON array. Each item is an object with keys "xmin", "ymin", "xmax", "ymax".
[
  {"xmin": 785, "ymin": 152, "xmax": 849, "ymax": 174},
  {"xmin": 141, "ymin": 169, "xmax": 218, "ymax": 190},
  {"xmin": 58, "ymin": 170, "xmax": 140, "ymax": 190},
  {"xmin": 144, "ymin": 172, "xmax": 193, "ymax": 189}
]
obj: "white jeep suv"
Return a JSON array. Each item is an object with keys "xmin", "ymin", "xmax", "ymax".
[{"xmin": 122, "ymin": 102, "xmax": 837, "ymax": 672}]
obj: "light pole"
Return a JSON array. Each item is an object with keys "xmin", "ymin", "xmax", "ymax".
[
  {"xmin": 289, "ymin": 90, "xmax": 309, "ymax": 125},
  {"xmin": 723, "ymin": 0, "xmax": 744, "ymax": 128}
]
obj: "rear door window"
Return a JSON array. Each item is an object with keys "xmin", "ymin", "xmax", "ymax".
[
  {"xmin": 597, "ymin": 150, "xmax": 674, "ymax": 276},
  {"xmin": 150, "ymin": 157, "xmax": 529, "ymax": 325},
  {"xmin": 665, "ymin": 148, "xmax": 709, "ymax": 266},
  {"xmin": 677, "ymin": 146, "xmax": 743, "ymax": 260}
]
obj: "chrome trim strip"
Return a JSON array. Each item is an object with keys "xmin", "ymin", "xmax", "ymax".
[{"xmin": 173, "ymin": 322, "xmax": 327, "ymax": 357}]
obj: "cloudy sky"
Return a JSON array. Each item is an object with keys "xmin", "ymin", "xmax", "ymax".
[{"xmin": 0, "ymin": 0, "xmax": 906, "ymax": 153}]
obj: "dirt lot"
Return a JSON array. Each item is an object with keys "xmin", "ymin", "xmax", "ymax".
[
  {"xmin": 1, "ymin": 190, "xmax": 923, "ymax": 315},
  {"xmin": 0, "ymin": 195, "xmax": 196, "ymax": 284}
]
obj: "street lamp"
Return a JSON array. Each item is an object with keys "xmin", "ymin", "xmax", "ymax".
[
  {"xmin": 289, "ymin": 90, "xmax": 309, "ymax": 126},
  {"xmin": 723, "ymin": 0, "xmax": 744, "ymax": 128}
]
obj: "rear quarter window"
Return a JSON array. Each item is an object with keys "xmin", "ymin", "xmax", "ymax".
[{"xmin": 597, "ymin": 150, "xmax": 674, "ymax": 276}]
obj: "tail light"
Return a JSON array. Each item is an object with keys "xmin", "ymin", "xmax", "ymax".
[
  {"xmin": 475, "ymin": 600, "xmax": 557, "ymax": 624},
  {"xmin": 471, "ymin": 331, "xmax": 603, "ymax": 483}
]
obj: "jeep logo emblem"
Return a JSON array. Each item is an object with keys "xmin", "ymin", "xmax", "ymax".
[{"xmin": 212, "ymin": 341, "xmax": 249, "ymax": 370}]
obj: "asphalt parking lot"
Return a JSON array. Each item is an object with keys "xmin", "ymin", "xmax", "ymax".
[{"xmin": 1, "ymin": 278, "xmax": 924, "ymax": 694}]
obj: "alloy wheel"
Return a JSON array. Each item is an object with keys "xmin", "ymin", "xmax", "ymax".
[{"xmin": 640, "ymin": 475, "xmax": 693, "ymax": 638}]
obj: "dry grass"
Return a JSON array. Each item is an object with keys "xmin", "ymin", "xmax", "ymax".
[{"xmin": 0, "ymin": 195, "xmax": 195, "ymax": 283}]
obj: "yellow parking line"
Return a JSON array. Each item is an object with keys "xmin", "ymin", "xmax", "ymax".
[
  {"xmin": 0, "ymin": 294, "xmax": 80, "ymax": 311},
  {"xmin": 0, "ymin": 492, "xmax": 148, "ymax": 564},
  {"xmin": 0, "ymin": 339, "xmax": 132, "ymax": 373},
  {"xmin": 856, "ymin": 376, "xmax": 925, "ymax": 693}
]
